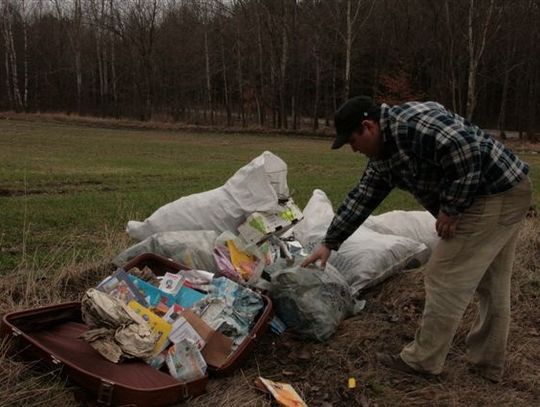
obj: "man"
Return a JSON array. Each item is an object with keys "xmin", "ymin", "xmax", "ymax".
[{"xmin": 302, "ymin": 96, "xmax": 532, "ymax": 383}]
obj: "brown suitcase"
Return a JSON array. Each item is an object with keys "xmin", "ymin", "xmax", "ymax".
[
  {"xmin": 123, "ymin": 252, "xmax": 274, "ymax": 376},
  {"xmin": 1, "ymin": 253, "xmax": 273, "ymax": 405},
  {"xmin": 1, "ymin": 302, "xmax": 208, "ymax": 406}
]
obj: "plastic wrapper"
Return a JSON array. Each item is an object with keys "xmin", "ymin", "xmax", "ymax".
[
  {"xmin": 214, "ymin": 231, "xmax": 265, "ymax": 284},
  {"xmin": 166, "ymin": 340, "xmax": 207, "ymax": 382}
]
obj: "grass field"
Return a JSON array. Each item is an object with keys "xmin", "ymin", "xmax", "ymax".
[
  {"xmin": 0, "ymin": 119, "xmax": 429, "ymax": 272},
  {"xmin": 0, "ymin": 118, "xmax": 539, "ymax": 406}
]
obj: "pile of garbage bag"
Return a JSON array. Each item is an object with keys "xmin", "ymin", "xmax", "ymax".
[{"xmin": 84, "ymin": 151, "xmax": 440, "ymax": 379}]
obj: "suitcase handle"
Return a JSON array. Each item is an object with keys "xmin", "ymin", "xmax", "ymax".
[
  {"xmin": 97, "ymin": 379, "xmax": 115, "ymax": 406},
  {"xmin": 181, "ymin": 383, "xmax": 190, "ymax": 399}
]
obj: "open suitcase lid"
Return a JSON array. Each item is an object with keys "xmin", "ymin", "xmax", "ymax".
[
  {"xmin": 123, "ymin": 253, "xmax": 273, "ymax": 375},
  {"xmin": 1, "ymin": 302, "xmax": 208, "ymax": 406}
]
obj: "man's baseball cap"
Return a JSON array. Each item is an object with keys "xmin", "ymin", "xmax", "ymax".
[{"xmin": 332, "ymin": 95, "xmax": 380, "ymax": 149}]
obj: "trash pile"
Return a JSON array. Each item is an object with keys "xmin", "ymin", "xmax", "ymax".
[
  {"xmin": 80, "ymin": 151, "xmax": 439, "ymax": 385},
  {"xmin": 81, "ymin": 263, "xmax": 264, "ymax": 382}
]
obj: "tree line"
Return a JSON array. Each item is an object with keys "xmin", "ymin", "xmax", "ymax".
[{"xmin": 1, "ymin": 0, "xmax": 539, "ymax": 138}]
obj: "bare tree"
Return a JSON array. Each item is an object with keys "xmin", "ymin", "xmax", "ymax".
[
  {"xmin": 465, "ymin": 0, "xmax": 503, "ymax": 120},
  {"xmin": 1, "ymin": 0, "xmax": 23, "ymax": 111}
]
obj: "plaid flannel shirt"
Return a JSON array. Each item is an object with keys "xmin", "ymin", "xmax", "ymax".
[{"xmin": 323, "ymin": 101, "xmax": 529, "ymax": 250}]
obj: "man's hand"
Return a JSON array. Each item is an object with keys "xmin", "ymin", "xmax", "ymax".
[
  {"xmin": 436, "ymin": 210, "xmax": 460, "ymax": 239},
  {"xmin": 301, "ymin": 244, "xmax": 331, "ymax": 269}
]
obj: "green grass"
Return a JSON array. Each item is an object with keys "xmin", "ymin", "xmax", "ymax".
[{"xmin": 1, "ymin": 119, "xmax": 539, "ymax": 272}]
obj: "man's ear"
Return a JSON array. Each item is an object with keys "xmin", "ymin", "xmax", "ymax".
[{"xmin": 362, "ymin": 119, "xmax": 377, "ymax": 132}]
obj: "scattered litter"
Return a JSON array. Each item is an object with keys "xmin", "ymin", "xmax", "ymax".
[
  {"xmin": 96, "ymin": 269, "xmax": 147, "ymax": 305},
  {"xmin": 255, "ymin": 376, "xmax": 307, "ymax": 407},
  {"xmin": 74, "ymin": 152, "xmax": 443, "ymax": 399},
  {"xmin": 191, "ymin": 277, "xmax": 264, "ymax": 348},
  {"xmin": 159, "ymin": 272, "xmax": 185, "ymax": 295},
  {"xmin": 127, "ymin": 265, "xmax": 160, "ymax": 286},
  {"xmin": 270, "ymin": 316, "xmax": 287, "ymax": 335}
]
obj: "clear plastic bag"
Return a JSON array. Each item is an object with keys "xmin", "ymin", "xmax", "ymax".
[{"xmin": 268, "ymin": 258, "xmax": 356, "ymax": 342}]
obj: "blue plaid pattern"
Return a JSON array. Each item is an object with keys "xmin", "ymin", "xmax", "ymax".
[{"xmin": 323, "ymin": 101, "xmax": 529, "ymax": 250}]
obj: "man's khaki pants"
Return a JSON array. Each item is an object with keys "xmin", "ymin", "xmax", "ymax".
[{"xmin": 400, "ymin": 177, "xmax": 533, "ymax": 380}]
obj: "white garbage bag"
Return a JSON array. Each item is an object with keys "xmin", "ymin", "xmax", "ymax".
[
  {"xmin": 293, "ymin": 189, "xmax": 334, "ymax": 253},
  {"xmin": 113, "ymin": 231, "xmax": 219, "ymax": 273},
  {"xmin": 126, "ymin": 151, "xmax": 289, "ymax": 241},
  {"xmin": 363, "ymin": 210, "xmax": 439, "ymax": 254},
  {"xmin": 294, "ymin": 189, "xmax": 431, "ymax": 294},
  {"xmin": 330, "ymin": 226, "xmax": 429, "ymax": 295}
]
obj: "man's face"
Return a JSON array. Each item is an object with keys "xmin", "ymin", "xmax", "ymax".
[{"xmin": 348, "ymin": 119, "xmax": 382, "ymax": 158}]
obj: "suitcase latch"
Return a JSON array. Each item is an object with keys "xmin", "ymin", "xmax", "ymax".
[{"xmin": 97, "ymin": 379, "xmax": 115, "ymax": 406}]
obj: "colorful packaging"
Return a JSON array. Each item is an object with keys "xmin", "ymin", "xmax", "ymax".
[
  {"xmin": 159, "ymin": 272, "xmax": 185, "ymax": 295},
  {"xmin": 97, "ymin": 269, "xmax": 147, "ymax": 305},
  {"xmin": 128, "ymin": 300, "xmax": 172, "ymax": 354}
]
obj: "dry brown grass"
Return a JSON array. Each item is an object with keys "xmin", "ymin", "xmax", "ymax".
[{"xmin": 0, "ymin": 219, "xmax": 538, "ymax": 406}]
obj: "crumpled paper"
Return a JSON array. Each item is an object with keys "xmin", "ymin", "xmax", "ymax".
[{"xmin": 80, "ymin": 289, "xmax": 158, "ymax": 363}]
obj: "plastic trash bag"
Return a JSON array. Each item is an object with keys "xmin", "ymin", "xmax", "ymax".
[
  {"xmin": 292, "ymin": 189, "xmax": 334, "ymax": 253},
  {"xmin": 293, "ymin": 189, "xmax": 430, "ymax": 294},
  {"xmin": 329, "ymin": 226, "xmax": 429, "ymax": 295},
  {"xmin": 113, "ymin": 231, "xmax": 219, "ymax": 273},
  {"xmin": 363, "ymin": 210, "xmax": 439, "ymax": 254},
  {"xmin": 268, "ymin": 258, "xmax": 358, "ymax": 342},
  {"xmin": 126, "ymin": 151, "xmax": 289, "ymax": 240}
]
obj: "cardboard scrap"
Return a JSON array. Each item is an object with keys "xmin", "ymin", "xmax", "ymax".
[{"xmin": 180, "ymin": 309, "xmax": 233, "ymax": 368}]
